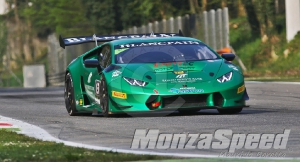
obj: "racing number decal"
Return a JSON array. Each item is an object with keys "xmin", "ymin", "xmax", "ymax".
[{"xmin": 95, "ymin": 80, "xmax": 101, "ymax": 99}]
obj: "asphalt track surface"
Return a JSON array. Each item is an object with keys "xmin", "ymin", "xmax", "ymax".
[{"xmin": 0, "ymin": 82, "xmax": 299, "ymax": 158}]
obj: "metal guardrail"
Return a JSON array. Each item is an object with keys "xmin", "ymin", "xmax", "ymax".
[{"xmin": 47, "ymin": 72, "xmax": 65, "ymax": 87}]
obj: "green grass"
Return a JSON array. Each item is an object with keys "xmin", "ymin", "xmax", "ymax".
[
  {"xmin": 0, "ymin": 130, "xmax": 173, "ymax": 162},
  {"xmin": 0, "ymin": 68, "xmax": 23, "ymax": 87},
  {"xmin": 230, "ymin": 16, "xmax": 300, "ymax": 78}
]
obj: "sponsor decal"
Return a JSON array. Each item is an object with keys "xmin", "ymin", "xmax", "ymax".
[
  {"xmin": 76, "ymin": 100, "xmax": 79, "ymax": 105},
  {"xmin": 169, "ymin": 88, "xmax": 204, "ymax": 94},
  {"xmin": 174, "ymin": 71, "xmax": 185, "ymax": 75},
  {"xmin": 112, "ymin": 70, "xmax": 122, "ymax": 77},
  {"xmin": 115, "ymin": 48, "xmax": 129, "ymax": 55},
  {"xmin": 176, "ymin": 74, "xmax": 187, "ymax": 79},
  {"xmin": 112, "ymin": 91, "xmax": 127, "ymax": 99},
  {"xmin": 180, "ymin": 86, "xmax": 195, "ymax": 89},
  {"xmin": 237, "ymin": 84, "xmax": 245, "ymax": 94},
  {"xmin": 130, "ymin": 129, "xmax": 291, "ymax": 154},
  {"xmin": 228, "ymin": 65, "xmax": 239, "ymax": 71},
  {"xmin": 154, "ymin": 62, "xmax": 194, "ymax": 68},
  {"xmin": 155, "ymin": 62, "xmax": 182, "ymax": 67},
  {"xmin": 85, "ymin": 84, "xmax": 100, "ymax": 104},
  {"xmin": 162, "ymin": 77, "xmax": 202, "ymax": 83},
  {"xmin": 155, "ymin": 66, "xmax": 195, "ymax": 72},
  {"xmin": 87, "ymin": 72, "xmax": 92, "ymax": 83},
  {"xmin": 153, "ymin": 89, "xmax": 159, "ymax": 94},
  {"xmin": 79, "ymin": 99, "xmax": 83, "ymax": 106},
  {"xmin": 117, "ymin": 41, "xmax": 200, "ymax": 49},
  {"xmin": 65, "ymin": 34, "xmax": 177, "ymax": 43}
]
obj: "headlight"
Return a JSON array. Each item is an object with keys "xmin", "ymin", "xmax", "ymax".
[
  {"xmin": 217, "ymin": 72, "xmax": 233, "ymax": 83},
  {"xmin": 123, "ymin": 77, "xmax": 148, "ymax": 86}
]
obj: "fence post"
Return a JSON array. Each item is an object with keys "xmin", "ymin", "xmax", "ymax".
[
  {"xmin": 223, "ymin": 7, "xmax": 230, "ymax": 47},
  {"xmin": 209, "ymin": 9, "xmax": 216, "ymax": 50},
  {"xmin": 133, "ymin": 26, "xmax": 137, "ymax": 34},
  {"xmin": 203, "ymin": 11, "xmax": 209, "ymax": 44},
  {"xmin": 127, "ymin": 28, "xmax": 131, "ymax": 34},
  {"xmin": 169, "ymin": 17, "xmax": 174, "ymax": 33},
  {"xmin": 154, "ymin": 21, "xmax": 159, "ymax": 33},
  {"xmin": 216, "ymin": 8, "xmax": 223, "ymax": 49},
  {"xmin": 141, "ymin": 25, "xmax": 146, "ymax": 34},
  {"xmin": 148, "ymin": 23, "xmax": 153, "ymax": 33},
  {"xmin": 162, "ymin": 19, "xmax": 167, "ymax": 33},
  {"xmin": 177, "ymin": 16, "xmax": 182, "ymax": 32}
]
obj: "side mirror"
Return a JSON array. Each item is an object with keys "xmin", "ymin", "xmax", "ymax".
[
  {"xmin": 84, "ymin": 59, "xmax": 102, "ymax": 72},
  {"xmin": 221, "ymin": 53, "xmax": 235, "ymax": 61}
]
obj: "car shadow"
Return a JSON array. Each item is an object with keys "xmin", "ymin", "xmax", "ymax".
[{"xmin": 90, "ymin": 107, "xmax": 275, "ymax": 118}]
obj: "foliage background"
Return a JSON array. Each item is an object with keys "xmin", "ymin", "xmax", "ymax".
[{"xmin": 1, "ymin": 0, "xmax": 299, "ymax": 87}]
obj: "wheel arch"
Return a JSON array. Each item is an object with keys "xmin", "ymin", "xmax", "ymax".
[{"xmin": 65, "ymin": 62, "xmax": 84, "ymax": 103}]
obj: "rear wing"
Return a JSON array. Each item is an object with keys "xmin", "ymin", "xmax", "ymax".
[{"xmin": 59, "ymin": 30, "xmax": 185, "ymax": 49}]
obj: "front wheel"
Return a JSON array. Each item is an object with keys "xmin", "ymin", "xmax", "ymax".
[
  {"xmin": 99, "ymin": 75, "xmax": 111, "ymax": 117},
  {"xmin": 217, "ymin": 107, "xmax": 243, "ymax": 114},
  {"xmin": 64, "ymin": 73, "xmax": 77, "ymax": 116}
]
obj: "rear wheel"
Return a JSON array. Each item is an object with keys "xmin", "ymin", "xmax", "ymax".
[
  {"xmin": 99, "ymin": 75, "xmax": 111, "ymax": 117},
  {"xmin": 217, "ymin": 107, "xmax": 243, "ymax": 114},
  {"xmin": 64, "ymin": 73, "xmax": 77, "ymax": 116}
]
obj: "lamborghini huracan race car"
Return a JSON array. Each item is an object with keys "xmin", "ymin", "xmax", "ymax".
[{"xmin": 59, "ymin": 31, "xmax": 249, "ymax": 117}]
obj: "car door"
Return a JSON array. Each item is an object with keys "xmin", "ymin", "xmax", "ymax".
[
  {"xmin": 82, "ymin": 48, "xmax": 101, "ymax": 104},
  {"xmin": 94, "ymin": 44, "xmax": 112, "ymax": 106}
]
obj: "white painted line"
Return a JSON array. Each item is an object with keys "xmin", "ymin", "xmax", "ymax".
[
  {"xmin": 246, "ymin": 81, "xmax": 300, "ymax": 85},
  {"xmin": 0, "ymin": 115, "xmax": 298, "ymax": 160}
]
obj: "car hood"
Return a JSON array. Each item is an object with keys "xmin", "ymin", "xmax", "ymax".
[{"xmin": 117, "ymin": 59, "xmax": 223, "ymax": 84}]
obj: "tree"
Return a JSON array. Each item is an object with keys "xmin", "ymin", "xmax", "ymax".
[
  {"xmin": 242, "ymin": 0, "xmax": 261, "ymax": 37},
  {"xmin": 254, "ymin": 0, "xmax": 276, "ymax": 39},
  {"xmin": 83, "ymin": 0, "xmax": 190, "ymax": 33},
  {"xmin": 23, "ymin": 0, "xmax": 93, "ymax": 37}
]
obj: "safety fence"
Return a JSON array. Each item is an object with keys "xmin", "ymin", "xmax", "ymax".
[
  {"xmin": 47, "ymin": 8, "xmax": 230, "ymax": 86},
  {"xmin": 117, "ymin": 8, "xmax": 229, "ymax": 50}
]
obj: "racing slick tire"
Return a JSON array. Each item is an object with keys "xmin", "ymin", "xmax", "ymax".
[
  {"xmin": 99, "ymin": 75, "xmax": 111, "ymax": 117},
  {"xmin": 64, "ymin": 73, "xmax": 77, "ymax": 116},
  {"xmin": 217, "ymin": 107, "xmax": 243, "ymax": 114}
]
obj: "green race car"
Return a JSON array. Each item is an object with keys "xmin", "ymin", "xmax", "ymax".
[{"xmin": 60, "ymin": 31, "xmax": 249, "ymax": 117}]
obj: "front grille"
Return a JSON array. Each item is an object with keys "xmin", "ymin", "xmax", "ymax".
[{"xmin": 162, "ymin": 94, "xmax": 207, "ymax": 108}]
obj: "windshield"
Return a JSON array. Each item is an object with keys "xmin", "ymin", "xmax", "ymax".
[{"xmin": 114, "ymin": 41, "xmax": 220, "ymax": 64}]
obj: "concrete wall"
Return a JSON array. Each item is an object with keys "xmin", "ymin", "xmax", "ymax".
[
  {"xmin": 0, "ymin": 0, "xmax": 8, "ymax": 15},
  {"xmin": 285, "ymin": 0, "xmax": 300, "ymax": 42}
]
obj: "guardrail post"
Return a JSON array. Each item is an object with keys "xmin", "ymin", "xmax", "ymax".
[
  {"xmin": 177, "ymin": 16, "xmax": 182, "ymax": 31},
  {"xmin": 162, "ymin": 19, "xmax": 167, "ymax": 33},
  {"xmin": 133, "ymin": 26, "xmax": 137, "ymax": 34},
  {"xmin": 169, "ymin": 17, "xmax": 174, "ymax": 33},
  {"xmin": 154, "ymin": 21, "xmax": 159, "ymax": 33},
  {"xmin": 148, "ymin": 22, "xmax": 153, "ymax": 33},
  {"xmin": 209, "ymin": 9, "xmax": 216, "ymax": 50},
  {"xmin": 217, "ymin": 8, "xmax": 223, "ymax": 49},
  {"xmin": 223, "ymin": 7, "xmax": 230, "ymax": 47},
  {"xmin": 203, "ymin": 11, "xmax": 209, "ymax": 44}
]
